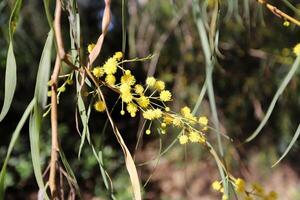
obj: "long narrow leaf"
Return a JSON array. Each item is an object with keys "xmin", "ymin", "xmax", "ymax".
[
  {"xmin": 0, "ymin": 98, "xmax": 35, "ymax": 199},
  {"xmin": 29, "ymin": 30, "xmax": 53, "ymax": 199},
  {"xmin": 272, "ymin": 124, "xmax": 300, "ymax": 167},
  {"xmin": 0, "ymin": 43, "xmax": 17, "ymax": 121},
  {"xmin": 0, "ymin": 0, "xmax": 22, "ymax": 121},
  {"xmin": 246, "ymin": 56, "xmax": 300, "ymax": 142}
]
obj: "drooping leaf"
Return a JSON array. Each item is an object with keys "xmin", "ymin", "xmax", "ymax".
[
  {"xmin": 0, "ymin": 99, "xmax": 35, "ymax": 199},
  {"xmin": 0, "ymin": 43, "xmax": 17, "ymax": 122},
  {"xmin": 29, "ymin": 30, "xmax": 53, "ymax": 199},
  {"xmin": 0, "ymin": 0, "xmax": 23, "ymax": 121},
  {"xmin": 246, "ymin": 55, "xmax": 300, "ymax": 142},
  {"xmin": 272, "ymin": 124, "xmax": 300, "ymax": 167}
]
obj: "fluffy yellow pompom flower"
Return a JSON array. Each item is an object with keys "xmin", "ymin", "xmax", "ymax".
[
  {"xmin": 143, "ymin": 109, "xmax": 162, "ymax": 120},
  {"xmin": 181, "ymin": 106, "xmax": 191, "ymax": 117},
  {"xmin": 189, "ymin": 131, "xmax": 201, "ymax": 142},
  {"xmin": 198, "ymin": 116, "xmax": 208, "ymax": 126},
  {"xmin": 113, "ymin": 51, "xmax": 123, "ymax": 61},
  {"xmin": 160, "ymin": 90, "xmax": 172, "ymax": 102},
  {"xmin": 105, "ymin": 74, "xmax": 116, "ymax": 86},
  {"xmin": 163, "ymin": 115, "xmax": 173, "ymax": 125},
  {"xmin": 134, "ymin": 84, "xmax": 144, "ymax": 94},
  {"xmin": 178, "ymin": 135, "xmax": 188, "ymax": 144},
  {"xmin": 103, "ymin": 57, "xmax": 118, "ymax": 74},
  {"xmin": 172, "ymin": 117, "xmax": 182, "ymax": 127},
  {"xmin": 127, "ymin": 103, "xmax": 138, "ymax": 117},
  {"xmin": 137, "ymin": 96, "xmax": 150, "ymax": 108},
  {"xmin": 155, "ymin": 80, "xmax": 165, "ymax": 91},
  {"xmin": 146, "ymin": 129, "xmax": 151, "ymax": 135},
  {"xmin": 94, "ymin": 100, "xmax": 106, "ymax": 112},
  {"xmin": 146, "ymin": 77, "xmax": 156, "ymax": 87},
  {"xmin": 121, "ymin": 92, "xmax": 133, "ymax": 103},
  {"xmin": 121, "ymin": 74, "xmax": 136, "ymax": 86},
  {"xmin": 235, "ymin": 178, "xmax": 246, "ymax": 193},
  {"xmin": 92, "ymin": 66, "xmax": 104, "ymax": 78},
  {"xmin": 293, "ymin": 43, "xmax": 300, "ymax": 56},
  {"xmin": 120, "ymin": 83, "xmax": 131, "ymax": 94},
  {"xmin": 212, "ymin": 181, "xmax": 222, "ymax": 191},
  {"xmin": 87, "ymin": 43, "xmax": 95, "ymax": 53}
]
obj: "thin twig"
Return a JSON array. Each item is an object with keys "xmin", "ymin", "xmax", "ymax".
[{"xmin": 257, "ymin": 0, "xmax": 300, "ymax": 26}]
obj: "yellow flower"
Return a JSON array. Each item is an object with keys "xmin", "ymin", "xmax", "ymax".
[
  {"xmin": 143, "ymin": 109, "xmax": 162, "ymax": 120},
  {"xmin": 134, "ymin": 84, "xmax": 144, "ymax": 94},
  {"xmin": 163, "ymin": 115, "xmax": 173, "ymax": 125},
  {"xmin": 113, "ymin": 51, "xmax": 123, "ymax": 61},
  {"xmin": 121, "ymin": 74, "xmax": 136, "ymax": 86},
  {"xmin": 120, "ymin": 110, "xmax": 125, "ymax": 115},
  {"xmin": 159, "ymin": 90, "xmax": 172, "ymax": 102},
  {"xmin": 87, "ymin": 43, "xmax": 95, "ymax": 53},
  {"xmin": 172, "ymin": 117, "xmax": 182, "ymax": 127},
  {"xmin": 181, "ymin": 106, "xmax": 196, "ymax": 123},
  {"xmin": 103, "ymin": 57, "xmax": 118, "ymax": 74},
  {"xmin": 126, "ymin": 103, "xmax": 138, "ymax": 117},
  {"xmin": 165, "ymin": 107, "xmax": 170, "ymax": 112},
  {"xmin": 188, "ymin": 131, "xmax": 201, "ymax": 142},
  {"xmin": 119, "ymin": 83, "xmax": 131, "ymax": 94},
  {"xmin": 146, "ymin": 77, "xmax": 156, "ymax": 87},
  {"xmin": 137, "ymin": 96, "xmax": 150, "ymax": 108},
  {"xmin": 155, "ymin": 80, "xmax": 165, "ymax": 91},
  {"xmin": 212, "ymin": 181, "xmax": 222, "ymax": 191},
  {"xmin": 181, "ymin": 106, "xmax": 191, "ymax": 117},
  {"xmin": 161, "ymin": 122, "xmax": 166, "ymax": 128},
  {"xmin": 235, "ymin": 178, "xmax": 246, "ymax": 193},
  {"xmin": 94, "ymin": 100, "xmax": 106, "ymax": 112},
  {"xmin": 121, "ymin": 92, "xmax": 133, "ymax": 103},
  {"xmin": 199, "ymin": 116, "xmax": 208, "ymax": 126},
  {"xmin": 153, "ymin": 108, "xmax": 162, "ymax": 118},
  {"xmin": 105, "ymin": 74, "xmax": 116, "ymax": 86},
  {"xmin": 92, "ymin": 66, "xmax": 104, "ymax": 78},
  {"xmin": 146, "ymin": 129, "xmax": 151, "ymax": 135},
  {"xmin": 178, "ymin": 135, "xmax": 188, "ymax": 144},
  {"xmin": 251, "ymin": 183, "xmax": 264, "ymax": 196},
  {"xmin": 293, "ymin": 43, "xmax": 300, "ymax": 56},
  {"xmin": 199, "ymin": 134, "xmax": 206, "ymax": 144}
]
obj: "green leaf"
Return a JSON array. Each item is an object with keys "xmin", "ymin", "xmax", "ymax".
[
  {"xmin": 0, "ymin": 43, "xmax": 17, "ymax": 121},
  {"xmin": 0, "ymin": 99, "xmax": 35, "ymax": 199},
  {"xmin": 0, "ymin": 0, "xmax": 23, "ymax": 121},
  {"xmin": 29, "ymin": 30, "xmax": 53, "ymax": 199},
  {"xmin": 34, "ymin": 30, "xmax": 53, "ymax": 108},
  {"xmin": 272, "ymin": 124, "xmax": 300, "ymax": 167},
  {"xmin": 246, "ymin": 55, "xmax": 300, "ymax": 142}
]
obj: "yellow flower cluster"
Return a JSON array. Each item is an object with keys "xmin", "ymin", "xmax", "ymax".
[
  {"xmin": 91, "ymin": 53, "xmax": 208, "ymax": 140},
  {"xmin": 212, "ymin": 177, "xmax": 278, "ymax": 200},
  {"xmin": 91, "ymin": 52, "xmax": 173, "ymax": 132}
]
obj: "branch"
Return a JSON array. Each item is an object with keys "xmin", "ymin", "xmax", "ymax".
[{"xmin": 257, "ymin": 0, "xmax": 300, "ymax": 26}]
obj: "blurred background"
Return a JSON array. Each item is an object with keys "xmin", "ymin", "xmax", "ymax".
[{"xmin": 0, "ymin": 0, "xmax": 300, "ymax": 199}]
